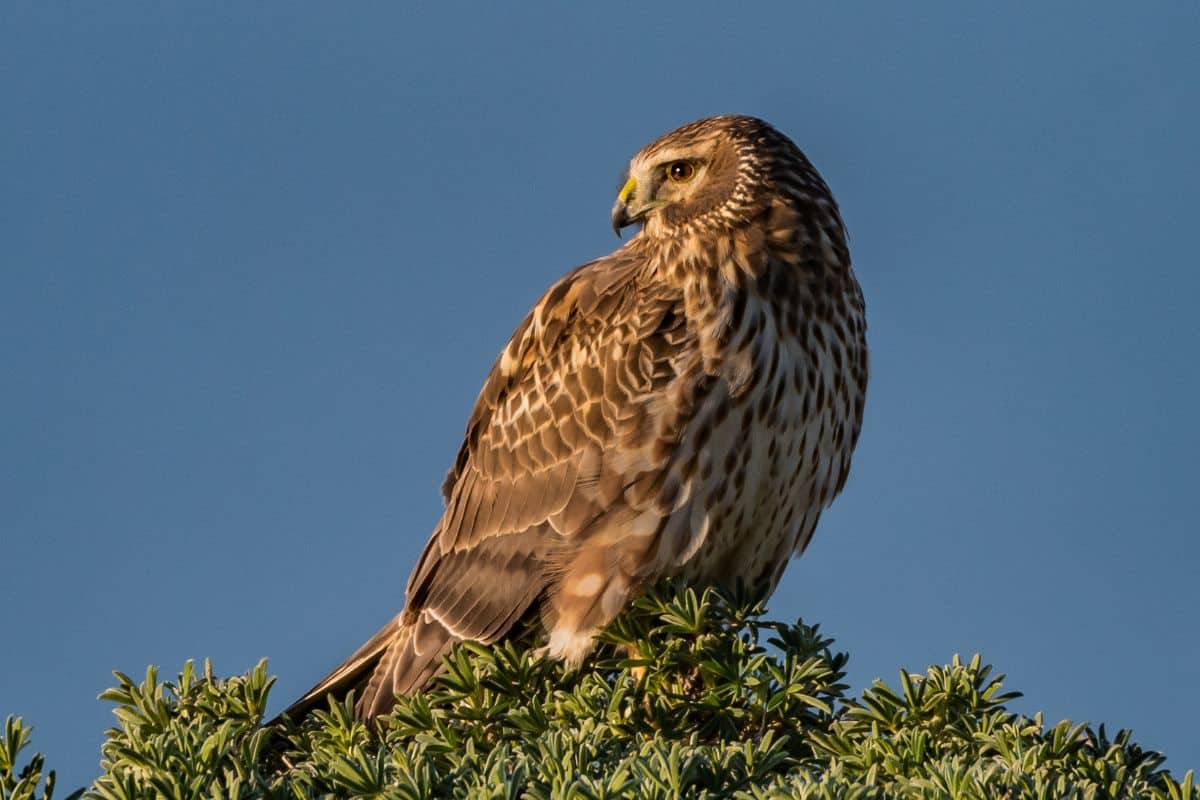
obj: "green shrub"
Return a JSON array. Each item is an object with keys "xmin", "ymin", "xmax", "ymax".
[{"xmin": 3, "ymin": 586, "xmax": 1194, "ymax": 799}]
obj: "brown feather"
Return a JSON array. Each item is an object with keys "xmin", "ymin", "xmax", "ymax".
[{"xmin": 283, "ymin": 115, "xmax": 867, "ymax": 720}]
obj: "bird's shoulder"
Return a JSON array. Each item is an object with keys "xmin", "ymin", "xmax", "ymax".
[{"xmin": 441, "ymin": 244, "xmax": 685, "ymax": 501}]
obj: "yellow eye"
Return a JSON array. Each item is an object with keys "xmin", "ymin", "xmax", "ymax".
[{"xmin": 666, "ymin": 161, "xmax": 695, "ymax": 182}]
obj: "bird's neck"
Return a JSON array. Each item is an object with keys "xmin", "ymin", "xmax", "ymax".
[{"xmin": 643, "ymin": 199, "xmax": 855, "ymax": 382}]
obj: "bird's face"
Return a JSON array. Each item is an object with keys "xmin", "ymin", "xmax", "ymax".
[{"xmin": 610, "ymin": 118, "xmax": 749, "ymax": 238}]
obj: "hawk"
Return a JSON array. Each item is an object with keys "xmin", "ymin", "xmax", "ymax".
[{"xmin": 284, "ymin": 115, "xmax": 867, "ymax": 721}]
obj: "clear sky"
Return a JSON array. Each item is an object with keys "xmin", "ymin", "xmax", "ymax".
[{"xmin": 2, "ymin": 2, "xmax": 1197, "ymax": 791}]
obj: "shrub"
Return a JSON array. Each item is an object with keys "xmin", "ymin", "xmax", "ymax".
[{"xmin": 3, "ymin": 586, "xmax": 1194, "ymax": 799}]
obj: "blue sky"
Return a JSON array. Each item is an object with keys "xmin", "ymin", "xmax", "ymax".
[{"xmin": 2, "ymin": 2, "xmax": 1197, "ymax": 791}]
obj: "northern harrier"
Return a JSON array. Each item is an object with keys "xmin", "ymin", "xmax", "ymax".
[{"xmin": 284, "ymin": 115, "xmax": 868, "ymax": 721}]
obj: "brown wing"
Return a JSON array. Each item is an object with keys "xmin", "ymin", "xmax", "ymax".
[
  {"xmin": 405, "ymin": 241, "xmax": 692, "ymax": 628},
  {"xmin": 284, "ymin": 242, "xmax": 697, "ymax": 720}
]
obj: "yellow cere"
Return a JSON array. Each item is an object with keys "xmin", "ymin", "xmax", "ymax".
[{"xmin": 618, "ymin": 176, "xmax": 637, "ymax": 204}]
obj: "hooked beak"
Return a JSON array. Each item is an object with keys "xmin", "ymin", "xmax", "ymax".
[
  {"xmin": 610, "ymin": 175, "xmax": 639, "ymax": 237},
  {"xmin": 611, "ymin": 175, "xmax": 669, "ymax": 237}
]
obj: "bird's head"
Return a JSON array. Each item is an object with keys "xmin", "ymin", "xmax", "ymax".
[{"xmin": 610, "ymin": 115, "xmax": 824, "ymax": 240}]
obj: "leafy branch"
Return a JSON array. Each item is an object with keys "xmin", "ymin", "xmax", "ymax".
[{"xmin": 6, "ymin": 585, "xmax": 1195, "ymax": 799}]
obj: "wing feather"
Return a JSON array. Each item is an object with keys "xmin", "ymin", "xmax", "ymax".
[
  {"xmin": 405, "ymin": 245, "xmax": 691, "ymax": 602},
  {"xmin": 288, "ymin": 244, "xmax": 700, "ymax": 720}
]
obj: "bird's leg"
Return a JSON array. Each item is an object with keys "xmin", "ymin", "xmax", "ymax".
[{"xmin": 543, "ymin": 548, "xmax": 637, "ymax": 668}]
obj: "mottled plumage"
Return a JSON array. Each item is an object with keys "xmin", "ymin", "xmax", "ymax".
[{"xmin": 284, "ymin": 115, "xmax": 867, "ymax": 721}]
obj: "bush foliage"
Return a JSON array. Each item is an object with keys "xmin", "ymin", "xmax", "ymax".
[{"xmin": 2, "ymin": 586, "xmax": 1194, "ymax": 799}]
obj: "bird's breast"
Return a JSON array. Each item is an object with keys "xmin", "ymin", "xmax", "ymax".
[{"xmin": 657, "ymin": 280, "xmax": 866, "ymax": 595}]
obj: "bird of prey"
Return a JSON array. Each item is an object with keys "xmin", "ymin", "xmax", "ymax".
[{"xmin": 284, "ymin": 115, "xmax": 868, "ymax": 721}]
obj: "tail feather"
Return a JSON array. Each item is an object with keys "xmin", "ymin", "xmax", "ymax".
[
  {"xmin": 278, "ymin": 526, "xmax": 550, "ymax": 723},
  {"xmin": 279, "ymin": 611, "xmax": 458, "ymax": 722},
  {"xmin": 357, "ymin": 613, "xmax": 455, "ymax": 719}
]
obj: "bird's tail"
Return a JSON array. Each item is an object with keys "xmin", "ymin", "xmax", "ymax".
[{"xmin": 278, "ymin": 611, "xmax": 457, "ymax": 722}]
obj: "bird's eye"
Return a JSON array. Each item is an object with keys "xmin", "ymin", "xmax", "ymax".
[{"xmin": 666, "ymin": 161, "xmax": 695, "ymax": 182}]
